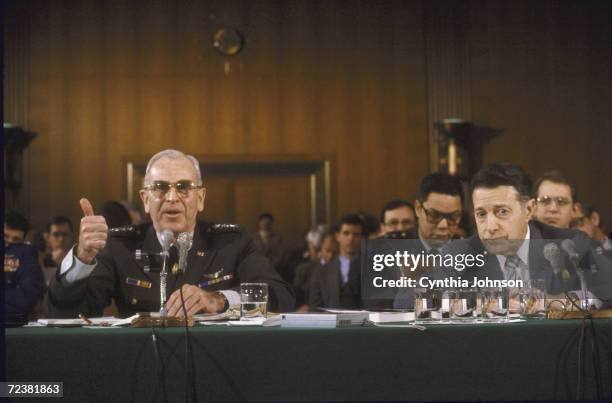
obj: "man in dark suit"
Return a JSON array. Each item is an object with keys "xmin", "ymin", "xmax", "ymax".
[
  {"xmin": 48, "ymin": 149, "xmax": 294, "ymax": 318},
  {"xmin": 571, "ymin": 204, "xmax": 612, "ymax": 260},
  {"xmin": 443, "ymin": 162, "xmax": 612, "ymax": 308},
  {"xmin": 5, "ymin": 211, "xmax": 44, "ymax": 324},
  {"xmin": 390, "ymin": 173, "xmax": 464, "ymax": 309},
  {"xmin": 308, "ymin": 214, "xmax": 363, "ymax": 310}
]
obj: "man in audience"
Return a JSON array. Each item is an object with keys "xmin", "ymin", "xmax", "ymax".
[
  {"xmin": 379, "ymin": 199, "xmax": 416, "ymax": 235},
  {"xmin": 309, "ymin": 214, "xmax": 363, "ymax": 309},
  {"xmin": 571, "ymin": 204, "xmax": 612, "ymax": 259},
  {"xmin": 48, "ymin": 149, "xmax": 294, "ymax": 318},
  {"xmin": 533, "ymin": 170, "xmax": 579, "ymax": 229},
  {"xmin": 443, "ymin": 162, "xmax": 612, "ymax": 308},
  {"xmin": 5, "ymin": 211, "xmax": 43, "ymax": 324},
  {"xmin": 294, "ymin": 231, "xmax": 338, "ymax": 311},
  {"xmin": 253, "ymin": 212, "xmax": 287, "ymax": 274},
  {"xmin": 391, "ymin": 173, "xmax": 464, "ymax": 309},
  {"xmin": 42, "ymin": 216, "xmax": 74, "ymax": 267}
]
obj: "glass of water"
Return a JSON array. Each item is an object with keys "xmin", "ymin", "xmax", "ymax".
[
  {"xmin": 414, "ymin": 288, "xmax": 442, "ymax": 323},
  {"xmin": 519, "ymin": 279, "xmax": 547, "ymax": 319},
  {"xmin": 450, "ymin": 288, "xmax": 481, "ymax": 323},
  {"xmin": 240, "ymin": 283, "xmax": 268, "ymax": 319},
  {"xmin": 481, "ymin": 287, "xmax": 509, "ymax": 322}
]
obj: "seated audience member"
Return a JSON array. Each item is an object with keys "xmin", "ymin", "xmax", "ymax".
[
  {"xmin": 253, "ymin": 212, "xmax": 287, "ymax": 273},
  {"xmin": 47, "ymin": 149, "xmax": 294, "ymax": 318},
  {"xmin": 4, "ymin": 211, "xmax": 43, "ymax": 323},
  {"xmin": 533, "ymin": 170, "xmax": 579, "ymax": 229},
  {"xmin": 391, "ymin": 173, "xmax": 464, "ymax": 309},
  {"xmin": 359, "ymin": 211, "xmax": 382, "ymax": 239},
  {"xmin": 309, "ymin": 214, "xmax": 363, "ymax": 310},
  {"xmin": 43, "ymin": 216, "xmax": 74, "ymax": 268},
  {"xmin": 121, "ymin": 200, "xmax": 144, "ymax": 224},
  {"xmin": 101, "ymin": 200, "xmax": 133, "ymax": 228},
  {"xmin": 443, "ymin": 162, "xmax": 612, "ymax": 309},
  {"xmin": 294, "ymin": 231, "xmax": 338, "ymax": 311},
  {"xmin": 571, "ymin": 204, "xmax": 612, "ymax": 259},
  {"xmin": 379, "ymin": 199, "xmax": 416, "ymax": 235}
]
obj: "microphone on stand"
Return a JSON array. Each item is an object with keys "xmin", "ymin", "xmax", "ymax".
[
  {"xmin": 176, "ymin": 232, "xmax": 193, "ymax": 275},
  {"xmin": 159, "ymin": 230, "xmax": 176, "ymax": 318},
  {"xmin": 560, "ymin": 239, "xmax": 590, "ymax": 311}
]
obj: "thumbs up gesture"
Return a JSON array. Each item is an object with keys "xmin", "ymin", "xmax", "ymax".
[{"xmin": 76, "ymin": 198, "xmax": 109, "ymax": 264}]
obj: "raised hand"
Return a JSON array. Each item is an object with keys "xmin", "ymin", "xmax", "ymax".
[{"xmin": 76, "ymin": 198, "xmax": 108, "ymax": 264}]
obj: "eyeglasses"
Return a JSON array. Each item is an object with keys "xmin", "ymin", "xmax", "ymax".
[
  {"xmin": 421, "ymin": 205, "xmax": 461, "ymax": 225},
  {"xmin": 143, "ymin": 180, "xmax": 202, "ymax": 199},
  {"xmin": 536, "ymin": 196, "xmax": 572, "ymax": 207},
  {"xmin": 50, "ymin": 231, "xmax": 70, "ymax": 238}
]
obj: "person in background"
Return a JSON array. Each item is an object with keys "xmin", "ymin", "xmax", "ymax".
[
  {"xmin": 358, "ymin": 211, "xmax": 382, "ymax": 239},
  {"xmin": 5, "ymin": 211, "xmax": 43, "ymax": 324},
  {"xmin": 121, "ymin": 200, "xmax": 144, "ymax": 225},
  {"xmin": 293, "ymin": 230, "xmax": 338, "ymax": 311},
  {"xmin": 533, "ymin": 170, "xmax": 579, "ymax": 229},
  {"xmin": 253, "ymin": 212, "xmax": 287, "ymax": 275},
  {"xmin": 42, "ymin": 216, "xmax": 74, "ymax": 268},
  {"xmin": 571, "ymin": 204, "xmax": 612, "ymax": 259},
  {"xmin": 379, "ymin": 199, "xmax": 416, "ymax": 235},
  {"xmin": 308, "ymin": 214, "xmax": 363, "ymax": 310}
]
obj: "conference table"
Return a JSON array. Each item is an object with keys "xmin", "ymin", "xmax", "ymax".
[{"xmin": 6, "ymin": 318, "xmax": 612, "ymax": 402}]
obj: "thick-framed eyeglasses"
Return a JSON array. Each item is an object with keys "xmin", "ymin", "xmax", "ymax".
[
  {"xmin": 143, "ymin": 180, "xmax": 202, "ymax": 198},
  {"xmin": 536, "ymin": 196, "xmax": 571, "ymax": 207},
  {"xmin": 421, "ymin": 204, "xmax": 461, "ymax": 225}
]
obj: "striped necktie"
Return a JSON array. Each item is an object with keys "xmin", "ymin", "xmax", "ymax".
[{"xmin": 503, "ymin": 255, "xmax": 521, "ymax": 281}]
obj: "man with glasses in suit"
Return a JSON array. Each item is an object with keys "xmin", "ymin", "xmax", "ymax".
[{"xmin": 48, "ymin": 149, "xmax": 294, "ymax": 318}]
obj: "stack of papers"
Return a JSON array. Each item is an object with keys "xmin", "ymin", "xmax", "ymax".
[
  {"xmin": 36, "ymin": 316, "xmax": 130, "ymax": 327},
  {"xmin": 280, "ymin": 312, "xmax": 369, "ymax": 328}
]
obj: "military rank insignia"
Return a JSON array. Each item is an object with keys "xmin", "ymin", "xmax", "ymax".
[
  {"xmin": 125, "ymin": 277, "xmax": 152, "ymax": 289},
  {"xmin": 4, "ymin": 255, "xmax": 20, "ymax": 272}
]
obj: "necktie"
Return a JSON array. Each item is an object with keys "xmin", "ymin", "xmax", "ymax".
[{"xmin": 503, "ymin": 255, "xmax": 521, "ymax": 281}]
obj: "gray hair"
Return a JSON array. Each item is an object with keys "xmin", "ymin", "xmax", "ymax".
[{"xmin": 143, "ymin": 149, "xmax": 203, "ymax": 186}]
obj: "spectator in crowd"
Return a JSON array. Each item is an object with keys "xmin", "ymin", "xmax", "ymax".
[
  {"xmin": 309, "ymin": 214, "xmax": 363, "ymax": 309},
  {"xmin": 121, "ymin": 200, "xmax": 144, "ymax": 225},
  {"xmin": 42, "ymin": 216, "xmax": 74, "ymax": 268},
  {"xmin": 358, "ymin": 211, "xmax": 382, "ymax": 239},
  {"xmin": 379, "ymin": 199, "xmax": 416, "ymax": 235},
  {"xmin": 101, "ymin": 200, "xmax": 132, "ymax": 228},
  {"xmin": 253, "ymin": 213, "xmax": 287, "ymax": 274},
  {"xmin": 5, "ymin": 211, "xmax": 43, "ymax": 324},
  {"xmin": 294, "ymin": 231, "xmax": 338, "ymax": 311},
  {"xmin": 390, "ymin": 173, "xmax": 464, "ymax": 309},
  {"xmin": 533, "ymin": 170, "xmax": 579, "ymax": 229},
  {"xmin": 571, "ymin": 204, "xmax": 612, "ymax": 259}
]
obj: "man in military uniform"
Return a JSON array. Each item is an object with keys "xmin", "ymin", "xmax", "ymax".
[{"xmin": 48, "ymin": 149, "xmax": 295, "ymax": 318}]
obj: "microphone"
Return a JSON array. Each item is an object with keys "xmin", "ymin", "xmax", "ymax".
[
  {"xmin": 176, "ymin": 232, "xmax": 193, "ymax": 275},
  {"xmin": 560, "ymin": 239, "xmax": 581, "ymax": 268},
  {"xmin": 159, "ymin": 229, "xmax": 175, "ymax": 256},
  {"xmin": 543, "ymin": 242, "xmax": 563, "ymax": 275}
]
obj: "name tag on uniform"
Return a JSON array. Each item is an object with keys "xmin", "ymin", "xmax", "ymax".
[
  {"xmin": 199, "ymin": 273, "xmax": 233, "ymax": 288},
  {"xmin": 126, "ymin": 277, "xmax": 152, "ymax": 289}
]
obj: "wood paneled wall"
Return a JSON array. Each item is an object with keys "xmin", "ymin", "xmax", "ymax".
[{"xmin": 4, "ymin": 0, "xmax": 611, "ymax": 234}]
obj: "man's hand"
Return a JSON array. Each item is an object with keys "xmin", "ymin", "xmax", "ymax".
[
  {"xmin": 166, "ymin": 285, "xmax": 226, "ymax": 317},
  {"xmin": 76, "ymin": 198, "xmax": 108, "ymax": 264}
]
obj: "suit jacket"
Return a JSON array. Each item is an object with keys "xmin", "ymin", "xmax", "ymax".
[
  {"xmin": 308, "ymin": 255, "xmax": 361, "ymax": 310},
  {"xmin": 441, "ymin": 220, "xmax": 612, "ymax": 306},
  {"xmin": 293, "ymin": 260, "xmax": 321, "ymax": 307},
  {"xmin": 5, "ymin": 243, "xmax": 44, "ymax": 320},
  {"xmin": 48, "ymin": 221, "xmax": 295, "ymax": 318}
]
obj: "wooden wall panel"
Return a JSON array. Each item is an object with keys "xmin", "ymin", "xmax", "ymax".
[{"xmin": 5, "ymin": 0, "xmax": 610, "ymax": 236}]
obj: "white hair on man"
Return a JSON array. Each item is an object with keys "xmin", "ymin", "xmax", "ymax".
[{"xmin": 143, "ymin": 149, "xmax": 203, "ymax": 186}]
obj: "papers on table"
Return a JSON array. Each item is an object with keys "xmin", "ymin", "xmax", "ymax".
[
  {"xmin": 281, "ymin": 312, "xmax": 370, "ymax": 328},
  {"xmin": 36, "ymin": 316, "xmax": 129, "ymax": 327}
]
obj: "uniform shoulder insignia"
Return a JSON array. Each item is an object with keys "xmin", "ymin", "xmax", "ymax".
[
  {"xmin": 207, "ymin": 223, "xmax": 242, "ymax": 234},
  {"xmin": 109, "ymin": 225, "xmax": 146, "ymax": 238}
]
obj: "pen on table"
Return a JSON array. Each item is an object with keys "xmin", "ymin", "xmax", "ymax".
[{"xmin": 79, "ymin": 314, "xmax": 93, "ymax": 325}]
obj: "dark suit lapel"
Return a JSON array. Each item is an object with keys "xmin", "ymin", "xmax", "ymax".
[
  {"xmin": 140, "ymin": 226, "xmax": 161, "ymax": 284},
  {"xmin": 325, "ymin": 258, "xmax": 341, "ymax": 307}
]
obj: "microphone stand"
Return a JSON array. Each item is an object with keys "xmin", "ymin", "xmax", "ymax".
[{"xmin": 159, "ymin": 248, "xmax": 170, "ymax": 318}]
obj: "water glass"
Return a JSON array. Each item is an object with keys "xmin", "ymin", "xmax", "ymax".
[
  {"xmin": 519, "ymin": 279, "xmax": 547, "ymax": 319},
  {"xmin": 481, "ymin": 287, "xmax": 509, "ymax": 322},
  {"xmin": 450, "ymin": 288, "xmax": 481, "ymax": 323},
  {"xmin": 414, "ymin": 288, "xmax": 442, "ymax": 323},
  {"xmin": 240, "ymin": 283, "xmax": 268, "ymax": 319}
]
